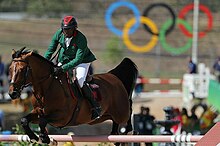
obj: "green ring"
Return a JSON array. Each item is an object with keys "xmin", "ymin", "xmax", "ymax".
[{"xmin": 159, "ymin": 19, "xmax": 193, "ymax": 55}]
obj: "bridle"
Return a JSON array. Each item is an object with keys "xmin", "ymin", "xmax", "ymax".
[
  {"xmin": 10, "ymin": 58, "xmax": 53, "ymax": 94},
  {"xmin": 10, "ymin": 58, "xmax": 55, "ymax": 109},
  {"xmin": 10, "ymin": 59, "xmax": 31, "ymax": 93}
]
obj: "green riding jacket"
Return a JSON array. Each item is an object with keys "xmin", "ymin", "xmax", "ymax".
[{"xmin": 44, "ymin": 29, "xmax": 96, "ymax": 72}]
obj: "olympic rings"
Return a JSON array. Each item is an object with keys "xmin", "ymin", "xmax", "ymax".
[
  {"xmin": 105, "ymin": 2, "xmax": 213, "ymax": 54},
  {"xmin": 178, "ymin": 3, "xmax": 213, "ymax": 38},
  {"xmin": 142, "ymin": 3, "xmax": 176, "ymax": 36},
  {"xmin": 159, "ymin": 19, "xmax": 193, "ymax": 55},
  {"xmin": 122, "ymin": 16, "xmax": 158, "ymax": 53},
  {"xmin": 105, "ymin": 1, "xmax": 140, "ymax": 37}
]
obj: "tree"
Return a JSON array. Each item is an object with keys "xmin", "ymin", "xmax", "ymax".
[
  {"xmin": 104, "ymin": 36, "xmax": 124, "ymax": 64},
  {"xmin": 26, "ymin": 0, "xmax": 72, "ymax": 18},
  {"xmin": 0, "ymin": 0, "xmax": 26, "ymax": 12}
]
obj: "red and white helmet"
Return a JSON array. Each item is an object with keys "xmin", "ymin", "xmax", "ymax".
[{"xmin": 61, "ymin": 16, "xmax": 77, "ymax": 29}]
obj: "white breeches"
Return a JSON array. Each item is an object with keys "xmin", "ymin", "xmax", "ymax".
[
  {"xmin": 58, "ymin": 62, "xmax": 91, "ymax": 88},
  {"xmin": 75, "ymin": 63, "xmax": 91, "ymax": 88}
]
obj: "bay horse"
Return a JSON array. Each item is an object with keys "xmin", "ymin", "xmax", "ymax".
[{"xmin": 8, "ymin": 47, "xmax": 138, "ymax": 145}]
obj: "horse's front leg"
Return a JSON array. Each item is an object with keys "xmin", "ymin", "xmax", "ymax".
[
  {"xmin": 21, "ymin": 113, "xmax": 39, "ymax": 142},
  {"xmin": 39, "ymin": 116, "xmax": 50, "ymax": 144}
]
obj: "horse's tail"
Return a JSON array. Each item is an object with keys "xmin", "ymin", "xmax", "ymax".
[
  {"xmin": 109, "ymin": 58, "xmax": 138, "ymax": 133},
  {"xmin": 108, "ymin": 57, "xmax": 138, "ymax": 99}
]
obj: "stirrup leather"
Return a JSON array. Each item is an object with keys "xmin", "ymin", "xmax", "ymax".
[{"xmin": 91, "ymin": 107, "xmax": 101, "ymax": 120}]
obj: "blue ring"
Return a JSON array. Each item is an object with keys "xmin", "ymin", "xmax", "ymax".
[{"xmin": 105, "ymin": 1, "xmax": 140, "ymax": 37}]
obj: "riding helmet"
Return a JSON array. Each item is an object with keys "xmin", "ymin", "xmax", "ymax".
[{"xmin": 61, "ymin": 16, "xmax": 78, "ymax": 29}]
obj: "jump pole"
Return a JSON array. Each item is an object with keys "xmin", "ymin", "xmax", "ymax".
[{"xmin": 0, "ymin": 135, "xmax": 203, "ymax": 143}]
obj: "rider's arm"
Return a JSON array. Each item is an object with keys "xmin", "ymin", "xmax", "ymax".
[{"xmin": 44, "ymin": 29, "xmax": 62, "ymax": 60}]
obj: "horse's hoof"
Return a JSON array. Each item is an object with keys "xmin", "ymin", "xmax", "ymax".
[
  {"xmin": 114, "ymin": 142, "xmax": 120, "ymax": 146},
  {"xmin": 125, "ymin": 124, "xmax": 133, "ymax": 133},
  {"xmin": 133, "ymin": 130, "xmax": 139, "ymax": 135},
  {"xmin": 50, "ymin": 137, "xmax": 58, "ymax": 146},
  {"xmin": 28, "ymin": 134, "xmax": 39, "ymax": 142},
  {"xmin": 39, "ymin": 133, "xmax": 50, "ymax": 144},
  {"xmin": 30, "ymin": 139, "xmax": 38, "ymax": 143}
]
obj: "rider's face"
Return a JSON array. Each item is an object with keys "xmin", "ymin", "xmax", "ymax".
[{"xmin": 63, "ymin": 28, "xmax": 75, "ymax": 38}]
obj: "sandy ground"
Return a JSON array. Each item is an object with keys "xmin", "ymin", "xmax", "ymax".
[{"xmin": 0, "ymin": 96, "xmax": 183, "ymax": 146}]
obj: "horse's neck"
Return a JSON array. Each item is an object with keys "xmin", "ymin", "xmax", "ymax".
[
  {"xmin": 28, "ymin": 56, "xmax": 53, "ymax": 92},
  {"xmin": 29, "ymin": 56, "xmax": 52, "ymax": 79}
]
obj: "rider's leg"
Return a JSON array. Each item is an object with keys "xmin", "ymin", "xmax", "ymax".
[
  {"xmin": 82, "ymin": 83, "xmax": 101, "ymax": 119},
  {"xmin": 76, "ymin": 63, "xmax": 101, "ymax": 120}
]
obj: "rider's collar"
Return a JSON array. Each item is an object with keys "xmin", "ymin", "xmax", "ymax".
[{"xmin": 73, "ymin": 30, "xmax": 77, "ymax": 37}]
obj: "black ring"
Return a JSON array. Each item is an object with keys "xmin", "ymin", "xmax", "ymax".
[{"xmin": 142, "ymin": 3, "xmax": 176, "ymax": 36}]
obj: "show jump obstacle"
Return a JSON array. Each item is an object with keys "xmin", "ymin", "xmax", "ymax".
[
  {"xmin": 1, "ymin": 123, "xmax": 220, "ymax": 145},
  {"xmin": 0, "ymin": 134, "xmax": 202, "ymax": 143}
]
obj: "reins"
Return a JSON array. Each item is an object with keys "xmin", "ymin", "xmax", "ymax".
[
  {"xmin": 11, "ymin": 58, "xmax": 54, "ymax": 109},
  {"xmin": 11, "ymin": 56, "xmax": 71, "ymax": 113}
]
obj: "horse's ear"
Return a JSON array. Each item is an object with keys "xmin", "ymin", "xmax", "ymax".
[
  {"xmin": 19, "ymin": 47, "xmax": 26, "ymax": 53},
  {"xmin": 11, "ymin": 47, "xmax": 26, "ymax": 59},
  {"xmin": 12, "ymin": 49, "xmax": 16, "ymax": 59},
  {"xmin": 26, "ymin": 51, "xmax": 33, "ymax": 56}
]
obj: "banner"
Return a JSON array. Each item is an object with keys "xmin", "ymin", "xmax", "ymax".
[{"xmin": 208, "ymin": 79, "xmax": 220, "ymax": 111}]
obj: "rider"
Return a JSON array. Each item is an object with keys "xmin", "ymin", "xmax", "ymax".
[{"xmin": 44, "ymin": 15, "xmax": 101, "ymax": 120}]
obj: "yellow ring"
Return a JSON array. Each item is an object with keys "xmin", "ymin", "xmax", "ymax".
[{"xmin": 122, "ymin": 16, "xmax": 158, "ymax": 53}]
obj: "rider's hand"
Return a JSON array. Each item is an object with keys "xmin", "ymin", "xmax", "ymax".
[{"xmin": 54, "ymin": 66, "xmax": 63, "ymax": 75}]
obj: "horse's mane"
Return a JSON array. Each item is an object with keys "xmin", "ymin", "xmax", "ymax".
[
  {"xmin": 31, "ymin": 51, "xmax": 55, "ymax": 67},
  {"xmin": 17, "ymin": 49, "xmax": 55, "ymax": 67}
]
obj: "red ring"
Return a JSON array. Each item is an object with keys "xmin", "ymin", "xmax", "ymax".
[{"xmin": 178, "ymin": 3, "xmax": 213, "ymax": 38}]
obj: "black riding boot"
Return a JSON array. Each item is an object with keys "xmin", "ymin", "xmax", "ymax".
[{"xmin": 81, "ymin": 84, "xmax": 101, "ymax": 120}]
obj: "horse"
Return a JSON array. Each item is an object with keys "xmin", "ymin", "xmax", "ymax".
[{"xmin": 8, "ymin": 47, "xmax": 138, "ymax": 145}]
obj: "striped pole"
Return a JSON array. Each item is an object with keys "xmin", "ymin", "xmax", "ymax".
[
  {"xmin": 142, "ymin": 78, "xmax": 182, "ymax": 85},
  {"xmin": 0, "ymin": 135, "xmax": 203, "ymax": 143}
]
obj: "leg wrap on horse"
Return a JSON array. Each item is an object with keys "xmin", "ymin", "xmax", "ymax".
[
  {"xmin": 21, "ymin": 118, "xmax": 29, "ymax": 127},
  {"xmin": 21, "ymin": 117, "xmax": 39, "ymax": 142},
  {"xmin": 82, "ymin": 84, "xmax": 101, "ymax": 120}
]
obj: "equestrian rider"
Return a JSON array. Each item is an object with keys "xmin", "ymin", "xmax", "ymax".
[{"xmin": 44, "ymin": 15, "xmax": 101, "ymax": 120}]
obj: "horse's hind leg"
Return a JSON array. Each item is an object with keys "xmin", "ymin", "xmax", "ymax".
[
  {"xmin": 125, "ymin": 99, "xmax": 133, "ymax": 134},
  {"xmin": 111, "ymin": 121, "xmax": 120, "ymax": 146},
  {"xmin": 111, "ymin": 121, "xmax": 119, "ymax": 135},
  {"xmin": 21, "ymin": 113, "xmax": 39, "ymax": 142}
]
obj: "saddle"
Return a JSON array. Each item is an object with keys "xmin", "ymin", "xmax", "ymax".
[
  {"xmin": 66, "ymin": 73, "xmax": 101, "ymax": 102},
  {"xmin": 64, "ymin": 73, "xmax": 102, "ymax": 126}
]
